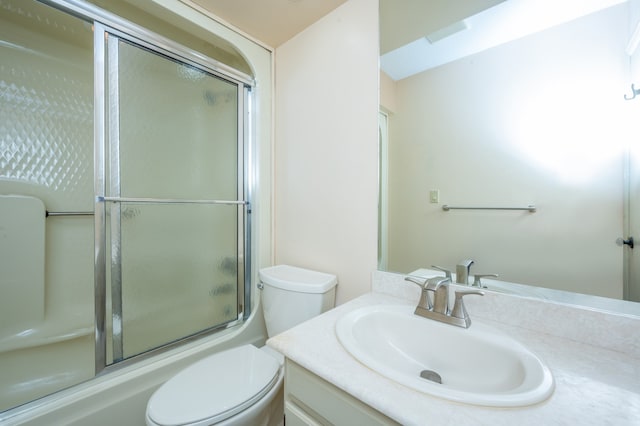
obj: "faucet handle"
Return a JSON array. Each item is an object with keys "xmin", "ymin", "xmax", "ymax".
[
  {"xmin": 450, "ymin": 289, "xmax": 484, "ymax": 327},
  {"xmin": 472, "ymin": 274, "xmax": 499, "ymax": 288},
  {"xmin": 405, "ymin": 276, "xmax": 427, "ymax": 287},
  {"xmin": 405, "ymin": 276, "xmax": 433, "ymax": 310},
  {"xmin": 430, "ymin": 265, "xmax": 452, "ymax": 279},
  {"xmin": 424, "ymin": 276, "xmax": 451, "ymax": 291}
]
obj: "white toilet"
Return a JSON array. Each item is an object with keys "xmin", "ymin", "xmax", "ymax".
[{"xmin": 145, "ymin": 265, "xmax": 337, "ymax": 426}]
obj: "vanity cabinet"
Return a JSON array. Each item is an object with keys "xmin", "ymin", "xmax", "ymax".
[{"xmin": 284, "ymin": 359, "xmax": 399, "ymax": 425}]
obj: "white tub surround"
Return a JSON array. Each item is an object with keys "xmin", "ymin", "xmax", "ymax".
[{"xmin": 267, "ymin": 271, "xmax": 640, "ymax": 426}]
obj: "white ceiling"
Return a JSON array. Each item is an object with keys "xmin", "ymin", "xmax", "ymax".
[
  {"xmin": 188, "ymin": 0, "xmax": 503, "ymax": 51},
  {"xmin": 187, "ymin": 0, "xmax": 348, "ymax": 47},
  {"xmin": 381, "ymin": 0, "xmax": 629, "ymax": 81},
  {"xmin": 379, "ymin": 0, "xmax": 505, "ymax": 54},
  {"xmin": 184, "ymin": 0, "xmax": 631, "ymax": 80}
]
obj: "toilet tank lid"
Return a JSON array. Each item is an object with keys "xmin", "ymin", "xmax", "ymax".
[{"xmin": 259, "ymin": 265, "xmax": 337, "ymax": 293}]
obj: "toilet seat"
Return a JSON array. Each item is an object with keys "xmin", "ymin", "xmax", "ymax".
[{"xmin": 146, "ymin": 345, "xmax": 281, "ymax": 426}]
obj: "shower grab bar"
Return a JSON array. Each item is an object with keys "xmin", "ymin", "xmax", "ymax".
[
  {"xmin": 442, "ymin": 205, "xmax": 537, "ymax": 213},
  {"xmin": 98, "ymin": 196, "xmax": 249, "ymax": 206},
  {"xmin": 46, "ymin": 211, "xmax": 94, "ymax": 217}
]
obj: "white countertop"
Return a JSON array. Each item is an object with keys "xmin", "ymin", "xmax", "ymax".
[{"xmin": 267, "ymin": 284, "xmax": 640, "ymax": 425}]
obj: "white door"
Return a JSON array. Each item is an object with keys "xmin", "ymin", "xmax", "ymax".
[
  {"xmin": 378, "ymin": 111, "xmax": 389, "ymax": 270},
  {"xmin": 627, "ymin": 147, "xmax": 640, "ymax": 302}
]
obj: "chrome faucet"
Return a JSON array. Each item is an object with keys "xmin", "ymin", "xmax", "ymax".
[
  {"xmin": 405, "ymin": 276, "xmax": 484, "ymax": 328},
  {"xmin": 456, "ymin": 259, "xmax": 474, "ymax": 285}
]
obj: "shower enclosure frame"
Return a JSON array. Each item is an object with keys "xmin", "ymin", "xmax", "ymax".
[{"xmin": 38, "ymin": 0, "xmax": 256, "ymax": 376}]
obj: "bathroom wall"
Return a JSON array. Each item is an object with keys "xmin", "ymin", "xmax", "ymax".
[
  {"xmin": 386, "ymin": 4, "xmax": 630, "ymax": 298},
  {"xmin": 380, "ymin": 70, "xmax": 397, "ymax": 114},
  {"xmin": 274, "ymin": 0, "xmax": 379, "ymax": 305}
]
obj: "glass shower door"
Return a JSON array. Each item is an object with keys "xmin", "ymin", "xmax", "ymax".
[
  {"xmin": 0, "ymin": 0, "xmax": 95, "ymax": 410},
  {"xmin": 104, "ymin": 33, "xmax": 246, "ymax": 362}
]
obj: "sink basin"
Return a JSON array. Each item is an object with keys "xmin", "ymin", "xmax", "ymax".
[{"xmin": 335, "ymin": 304, "xmax": 554, "ymax": 407}]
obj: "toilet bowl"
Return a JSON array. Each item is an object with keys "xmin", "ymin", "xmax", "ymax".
[
  {"xmin": 146, "ymin": 345, "xmax": 284, "ymax": 426},
  {"xmin": 145, "ymin": 265, "xmax": 337, "ymax": 426}
]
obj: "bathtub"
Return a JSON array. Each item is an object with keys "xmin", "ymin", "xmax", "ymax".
[{"xmin": 0, "ymin": 303, "xmax": 267, "ymax": 425}]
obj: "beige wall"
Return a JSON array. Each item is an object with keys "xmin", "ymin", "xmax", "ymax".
[
  {"xmin": 380, "ymin": 70, "xmax": 397, "ymax": 113},
  {"xmin": 387, "ymin": 5, "xmax": 630, "ymax": 299},
  {"xmin": 274, "ymin": 0, "xmax": 379, "ymax": 305}
]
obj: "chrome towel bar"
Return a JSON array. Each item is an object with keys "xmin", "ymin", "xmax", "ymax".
[
  {"xmin": 98, "ymin": 196, "xmax": 248, "ymax": 206},
  {"xmin": 46, "ymin": 211, "xmax": 94, "ymax": 217},
  {"xmin": 45, "ymin": 196, "xmax": 248, "ymax": 217},
  {"xmin": 442, "ymin": 205, "xmax": 537, "ymax": 213}
]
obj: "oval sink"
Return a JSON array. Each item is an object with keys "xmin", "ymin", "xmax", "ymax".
[{"xmin": 335, "ymin": 304, "xmax": 554, "ymax": 407}]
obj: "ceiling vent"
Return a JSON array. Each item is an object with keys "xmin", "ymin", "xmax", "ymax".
[{"xmin": 425, "ymin": 20, "xmax": 469, "ymax": 44}]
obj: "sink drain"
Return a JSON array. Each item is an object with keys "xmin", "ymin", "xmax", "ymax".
[{"xmin": 420, "ymin": 369, "xmax": 442, "ymax": 384}]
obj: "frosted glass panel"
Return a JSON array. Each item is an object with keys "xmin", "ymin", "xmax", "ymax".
[
  {"xmin": 107, "ymin": 35, "xmax": 243, "ymax": 360},
  {"xmin": 0, "ymin": 0, "xmax": 94, "ymax": 412},
  {"xmin": 115, "ymin": 39, "xmax": 239, "ymax": 201},
  {"xmin": 116, "ymin": 203, "xmax": 238, "ymax": 358}
]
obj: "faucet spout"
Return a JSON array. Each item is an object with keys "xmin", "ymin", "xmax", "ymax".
[
  {"xmin": 407, "ymin": 273, "xmax": 483, "ymax": 329},
  {"xmin": 456, "ymin": 259, "xmax": 474, "ymax": 285},
  {"xmin": 406, "ymin": 276, "xmax": 450, "ymax": 314},
  {"xmin": 425, "ymin": 277, "xmax": 449, "ymax": 314}
]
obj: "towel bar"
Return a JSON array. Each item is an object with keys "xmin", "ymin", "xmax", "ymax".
[
  {"xmin": 45, "ymin": 211, "xmax": 94, "ymax": 217},
  {"xmin": 99, "ymin": 196, "xmax": 248, "ymax": 206},
  {"xmin": 442, "ymin": 205, "xmax": 536, "ymax": 213}
]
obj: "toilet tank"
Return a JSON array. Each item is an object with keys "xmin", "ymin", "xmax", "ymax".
[{"xmin": 259, "ymin": 265, "xmax": 337, "ymax": 337}]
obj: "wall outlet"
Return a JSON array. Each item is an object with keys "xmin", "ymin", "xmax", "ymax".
[{"xmin": 429, "ymin": 190, "xmax": 439, "ymax": 203}]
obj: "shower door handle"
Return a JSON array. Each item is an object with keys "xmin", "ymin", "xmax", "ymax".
[{"xmin": 616, "ymin": 237, "xmax": 634, "ymax": 249}]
